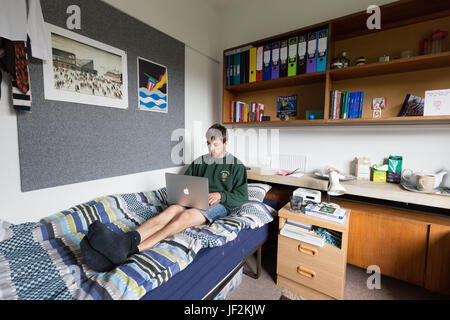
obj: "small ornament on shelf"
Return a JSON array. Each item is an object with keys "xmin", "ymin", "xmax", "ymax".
[
  {"xmin": 372, "ymin": 97, "xmax": 386, "ymax": 118},
  {"xmin": 356, "ymin": 56, "xmax": 366, "ymax": 66},
  {"xmin": 331, "ymin": 51, "xmax": 350, "ymax": 69}
]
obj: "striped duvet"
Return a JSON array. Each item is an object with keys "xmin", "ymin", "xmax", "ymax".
[{"xmin": 0, "ymin": 186, "xmax": 274, "ymax": 300}]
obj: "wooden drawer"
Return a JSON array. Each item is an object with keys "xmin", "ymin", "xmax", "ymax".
[
  {"xmin": 277, "ymin": 251, "xmax": 345, "ymax": 299},
  {"xmin": 277, "ymin": 235, "xmax": 346, "ymax": 274}
]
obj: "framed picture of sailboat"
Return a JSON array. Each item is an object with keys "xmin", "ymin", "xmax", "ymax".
[{"xmin": 137, "ymin": 57, "xmax": 168, "ymax": 113}]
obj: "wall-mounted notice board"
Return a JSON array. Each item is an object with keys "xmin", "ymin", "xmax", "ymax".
[{"xmin": 18, "ymin": 0, "xmax": 185, "ymax": 191}]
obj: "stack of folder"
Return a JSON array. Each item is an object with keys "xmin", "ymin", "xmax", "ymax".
[
  {"xmin": 230, "ymin": 101, "xmax": 265, "ymax": 122},
  {"xmin": 280, "ymin": 221, "xmax": 325, "ymax": 247},
  {"xmin": 225, "ymin": 28, "xmax": 328, "ymax": 86},
  {"xmin": 329, "ymin": 90, "xmax": 365, "ymax": 119}
]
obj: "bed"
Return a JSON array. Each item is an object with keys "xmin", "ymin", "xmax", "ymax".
[{"xmin": 0, "ymin": 183, "xmax": 275, "ymax": 300}]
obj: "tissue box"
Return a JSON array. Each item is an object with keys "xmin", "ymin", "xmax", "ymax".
[
  {"xmin": 372, "ymin": 164, "xmax": 388, "ymax": 183},
  {"xmin": 356, "ymin": 157, "xmax": 371, "ymax": 181}
]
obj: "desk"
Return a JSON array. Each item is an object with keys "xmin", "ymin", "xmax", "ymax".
[
  {"xmin": 247, "ymin": 167, "xmax": 450, "ymax": 209},
  {"xmin": 248, "ymin": 167, "xmax": 450, "ymax": 296}
]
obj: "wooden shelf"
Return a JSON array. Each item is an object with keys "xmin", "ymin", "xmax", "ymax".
[
  {"xmin": 329, "ymin": 51, "xmax": 450, "ymax": 81},
  {"xmin": 224, "ymin": 115, "xmax": 450, "ymax": 127},
  {"xmin": 223, "ymin": 119, "xmax": 327, "ymax": 127},
  {"xmin": 222, "ymin": 1, "xmax": 450, "ymax": 128},
  {"xmin": 332, "ymin": 1, "xmax": 450, "ymax": 41},
  {"xmin": 225, "ymin": 71, "xmax": 326, "ymax": 93},
  {"xmin": 326, "ymin": 115, "xmax": 450, "ymax": 126}
]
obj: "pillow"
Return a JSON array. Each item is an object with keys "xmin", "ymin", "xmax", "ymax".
[{"xmin": 247, "ymin": 183, "xmax": 272, "ymax": 202}]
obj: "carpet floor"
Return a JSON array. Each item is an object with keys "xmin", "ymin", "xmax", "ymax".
[{"xmin": 228, "ymin": 240, "xmax": 449, "ymax": 300}]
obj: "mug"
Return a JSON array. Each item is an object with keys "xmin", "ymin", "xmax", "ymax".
[
  {"xmin": 290, "ymin": 195, "xmax": 303, "ymax": 212},
  {"xmin": 416, "ymin": 174, "xmax": 435, "ymax": 193}
]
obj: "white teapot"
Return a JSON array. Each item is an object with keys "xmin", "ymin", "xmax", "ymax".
[{"xmin": 402, "ymin": 169, "xmax": 447, "ymax": 189}]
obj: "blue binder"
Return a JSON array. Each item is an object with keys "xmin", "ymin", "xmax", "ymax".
[
  {"xmin": 234, "ymin": 53, "xmax": 241, "ymax": 85},
  {"xmin": 358, "ymin": 91, "xmax": 364, "ymax": 118},
  {"xmin": 316, "ymin": 28, "xmax": 328, "ymax": 72},
  {"xmin": 263, "ymin": 44, "xmax": 272, "ymax": 80}
]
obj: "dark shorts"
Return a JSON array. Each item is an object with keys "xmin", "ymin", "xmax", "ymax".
[{"xmin": 182, "ymin": 203, "xmax": 228, "ymax": 223}]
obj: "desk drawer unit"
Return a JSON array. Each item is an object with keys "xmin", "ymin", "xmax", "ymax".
[
  {"xmin": 276, "ymin": 203, "xmax": 350, "ymax": 300},
  {"xmin": 277, "ymin": 235, "xmax": 346, "ymax": 299},
  {"xmin": 278, "ymin": 235, "xmax": 345, "ymax": 273}
]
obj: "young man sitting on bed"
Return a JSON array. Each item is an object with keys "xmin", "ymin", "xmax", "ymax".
[{"xmin": 80, "ymin": 123, "xmax": 248, "ymax": 272}]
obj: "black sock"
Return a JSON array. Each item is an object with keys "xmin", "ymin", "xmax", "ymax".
[
  {"xmin": 86, "ymin": 221, "xmax": 141, "ymax": 265},
  {"xmin": 80, "ymin": 236, "xmax": 116, "ymax": 272}
]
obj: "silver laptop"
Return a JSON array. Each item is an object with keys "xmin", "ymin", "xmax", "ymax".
[{"xmin": 165, "ymin": 173, "xmax": 210, "ymax": 210}]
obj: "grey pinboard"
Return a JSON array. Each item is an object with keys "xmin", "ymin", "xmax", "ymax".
[{"xmin": 17, "ymin": 0, "xmax": 185, "ymax": 191}]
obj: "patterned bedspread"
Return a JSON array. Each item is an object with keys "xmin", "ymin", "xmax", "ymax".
[{"xmin": 0, "ymin": 187, "xmax": 274, "ymax": 300}]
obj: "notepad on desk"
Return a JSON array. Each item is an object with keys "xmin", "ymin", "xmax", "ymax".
[{"xmin": 275, "ymin": 168, "xmax": 304, "ymax": 178}]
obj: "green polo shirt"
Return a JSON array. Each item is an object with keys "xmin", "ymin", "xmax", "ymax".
[{"xmin": 184, "ymin": 153, "xmax": 248, "ymax": 212}]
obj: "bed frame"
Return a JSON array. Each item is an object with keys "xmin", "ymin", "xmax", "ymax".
[{"xmin": 203, "ymin": 236, "xmax": 266, "ymax": 300}]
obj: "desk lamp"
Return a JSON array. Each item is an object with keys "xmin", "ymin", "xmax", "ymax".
[{"xmin": 326, "ymin": 170, "xmax": 346, "ymax": 208}]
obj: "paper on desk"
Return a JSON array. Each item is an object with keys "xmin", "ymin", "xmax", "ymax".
[{"xmin": 289, "ymin": 172, "xmax": 304, "ymax": 178}]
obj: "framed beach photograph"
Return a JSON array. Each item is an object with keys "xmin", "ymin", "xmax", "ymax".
[
  {"xmin": 42, "ymin": 23, "xmax": 128, "ymax": 109},
  {"xmin": 137, "ymin": 57, "xmax": 168, "ymax": 113}
]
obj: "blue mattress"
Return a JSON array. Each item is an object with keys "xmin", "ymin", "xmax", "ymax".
[{"xmin": 141, "ymin": 222, "xmax": 270, "ymax": 300}]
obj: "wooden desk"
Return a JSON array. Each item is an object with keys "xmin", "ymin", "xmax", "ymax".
[
  {"xmin": 247, "ymin": 167, "xmax": 450, "ymax": 209},
  {"xmin": 248, "ymin": 167, "xmax": 450, "ymax": 296}
]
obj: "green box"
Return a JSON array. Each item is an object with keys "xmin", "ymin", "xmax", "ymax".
[{"xmin": 387, "ymin": 155, "xmax": 403, "ymax": 183}]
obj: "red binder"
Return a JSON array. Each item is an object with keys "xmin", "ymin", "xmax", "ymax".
[{"xmin": 256, "ymin": 46, "xmax": 263, "ymax": 81}]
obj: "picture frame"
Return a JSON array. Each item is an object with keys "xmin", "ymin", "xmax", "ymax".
[
  {"xmin": 424, "ymin": 89, "xmax": 450, "ymax": 116},
  {"xmin": 137, "ymin": 56, "xmax": 168, "ymax": 113},
  {"xmin": 42, "ymin": 23, "xmax": 128, "ymax": 109}
]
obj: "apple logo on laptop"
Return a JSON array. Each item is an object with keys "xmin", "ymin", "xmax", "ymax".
[{"xmin": 183, "ymin": 187, "xmax": 189, "ymax": 195}]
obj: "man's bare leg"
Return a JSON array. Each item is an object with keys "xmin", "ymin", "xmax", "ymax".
[
  {"xmin": 137, "ymin": 208, "xmax": 206, "ymax": 252},
  {"xmin": 135, "ymin": 204, "xmax": 185, "ymax": 240}
]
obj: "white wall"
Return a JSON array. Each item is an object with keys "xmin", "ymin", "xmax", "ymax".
[
  {"xmin": 1, "ymin": 0, "xmax": 449, "ymax": 224},
  {"xmin": 0, "ymin": 1, "xmax": 221, "ymax": 224},
  {"xmin": 217, "ymin": 0, "xmax": 450, "ymax": 187},
  {"xmin": 218, "ymin": 0, "xmax": 398, "ymax": 52},
  {"xmin": 104, "ymin": 0, "xmax": 222, "ymax": 61}
]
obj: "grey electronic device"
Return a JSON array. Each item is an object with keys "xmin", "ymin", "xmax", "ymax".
[{"xmin": 165, "ymin": 173, "xmax": 210, "ymax": 210}]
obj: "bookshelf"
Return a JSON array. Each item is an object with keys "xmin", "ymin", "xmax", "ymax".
[{"xmin": 222, "ymin": 0, "xmax": 450, "ymax": 127}]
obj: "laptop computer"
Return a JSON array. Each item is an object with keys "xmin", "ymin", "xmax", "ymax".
[{"xmin": 165, "ymin": 173, "xmax": 210, "ymax": 210}]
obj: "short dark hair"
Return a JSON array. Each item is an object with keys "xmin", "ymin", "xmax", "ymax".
[{"xmin": 206, "ymin": 123, "xmax": 227, "ymax": 143}]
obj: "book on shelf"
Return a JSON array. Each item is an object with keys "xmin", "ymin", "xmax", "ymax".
[
  {"xmin": 280, "ymin": 222, "xmax": 325, "ymax": 247},
  {"xmin": 276, "ymin": 94, "xmax": 298, "ymax": 119},
  {"xmin": 230, "ymin": 101, "xmax": 264, "ymax": 122},
  {"xmin": 304, "ymin": 203, "xmax": 347, "ymax": 224},
  {"xmin": 398, "ymin": 93, "xmax": 425, "ymax": 116},
  {"xmin": 329, "ymin": 90, "xmax": 365, "ymax": 119}
]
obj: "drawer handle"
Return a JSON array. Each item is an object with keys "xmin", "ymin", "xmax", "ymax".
[
  {"xmin": 297, "ymin": 266, "xmax": 316, "ymax": 279},
  {"xmin": 298, "ymin": 244, "xmax": 318, "ymax": 256}
]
